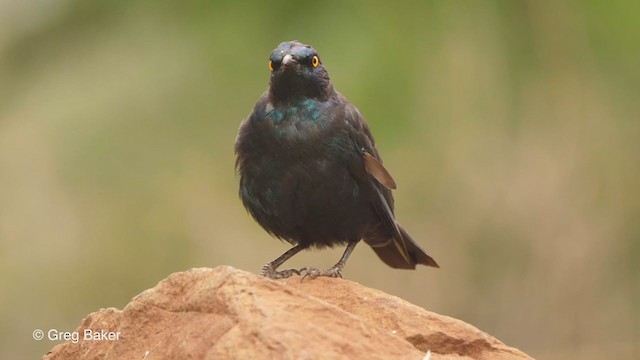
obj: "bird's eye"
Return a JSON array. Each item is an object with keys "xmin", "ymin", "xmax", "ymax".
[
  {"xmin": 269, "ymin": 60, "xmax": 282, "ymax": 71},
  {"xmin": 311, "ymin": 55, "xmax": 319, "ymax": 68}
]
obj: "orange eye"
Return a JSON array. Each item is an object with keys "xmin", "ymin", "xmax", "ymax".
[
  {"xmin": 268, "ymin": 60, "xmax": 274, "ymax": 71},
  {"xmin": 311, "ymin": 55, "xmax": 319, "ymax": 68}
]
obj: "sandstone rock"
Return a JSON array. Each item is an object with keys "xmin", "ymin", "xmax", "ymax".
[{"xmin": 43, "ymin": 266, "xmax": 532, "ymax": 360}]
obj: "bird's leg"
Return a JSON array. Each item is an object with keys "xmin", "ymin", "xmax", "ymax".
[
  {"xmin": 260, "ymin": 244, "xmax": 305, "ymax": 279},
  {"xmin": 302, "ymin": 240, "xmax": 360, "ymax": 280}
]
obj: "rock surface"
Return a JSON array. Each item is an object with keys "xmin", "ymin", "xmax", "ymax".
[{"xmin": 43, "ymin": 266, "xmax": 532, "ymax": 360}]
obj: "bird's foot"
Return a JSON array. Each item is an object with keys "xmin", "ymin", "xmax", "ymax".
[
  {"xmin": 260, "ymin": 264, "xmax": 302, "ymax": 279},
  {"xmin": 301, "ymin": 265, "xmax": 344, "ymax": 281}
]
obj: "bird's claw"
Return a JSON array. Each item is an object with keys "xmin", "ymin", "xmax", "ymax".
[
  {"xmin": 260, "ymin": 264, "xmax": 303, "ymax": 279},
  {"xmin": 300, "ymin": 266, "xmax": 343, "ymax": 281}
]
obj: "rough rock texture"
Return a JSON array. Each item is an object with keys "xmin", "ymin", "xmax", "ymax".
[{"xmin": 44, "ymin": 266, "xmax": 532, "ymax": 360}]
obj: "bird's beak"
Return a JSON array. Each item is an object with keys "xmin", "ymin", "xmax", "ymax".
[{"xmin": 282, "ymin": 54, "xmax": 296, "ymax": 66}]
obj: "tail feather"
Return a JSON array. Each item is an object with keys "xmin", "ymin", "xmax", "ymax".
[{"xmin": 369, "ymin": 225, "xmax": 439, "ymax": 269}]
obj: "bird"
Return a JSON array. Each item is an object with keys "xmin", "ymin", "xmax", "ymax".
[{"xmin": 235, "ymin": 41, "xmax": 439, "ymax": 279}]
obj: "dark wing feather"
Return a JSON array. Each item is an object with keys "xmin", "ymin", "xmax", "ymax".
[
  {"xmin": 340, "ymin": 100, "xmax": 410, "ymax": 263},
  {"xmin": 363, "ymin": 152, "xmax": 397, "ymax": 190}
]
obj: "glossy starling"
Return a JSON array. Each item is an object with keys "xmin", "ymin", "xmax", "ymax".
[{"xmin": 235, "ymin": 41, "xmax": 439, "ymax": 279}]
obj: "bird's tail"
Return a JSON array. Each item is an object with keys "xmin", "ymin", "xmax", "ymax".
[{"xmin": 369, "ymin": 225, "xmax": 439, "ymax": 269}]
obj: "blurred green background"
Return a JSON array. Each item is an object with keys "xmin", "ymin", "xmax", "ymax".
[{"xmin": 1, "ymin": 0, "xmax": 638, "ymax": 358}]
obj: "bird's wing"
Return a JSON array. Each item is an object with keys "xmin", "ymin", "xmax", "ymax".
[
  {"xmin": 363, "ymin": 152, "xmax": 397, "ymax": 190},
  {"xmin": 341, "ymin": 102, "xmax": 410, "ymax": 262}
]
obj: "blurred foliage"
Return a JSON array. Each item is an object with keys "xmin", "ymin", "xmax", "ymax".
[{"xmin": 1, "ymin": 0, "xmax": 639, "ymax": 359}]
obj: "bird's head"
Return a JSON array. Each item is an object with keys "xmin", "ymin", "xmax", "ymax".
[{"xmin": 267, "ymin": 41, "xmax": 333, "ymax": 104}]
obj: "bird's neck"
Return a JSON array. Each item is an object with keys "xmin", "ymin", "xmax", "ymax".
[
  {"xmin": 269, "ymin": 80, "xmax": 335, "ymax": 106},
  {"xmin": 270, "ymin": 91, "xmax": 334, "ymax": 106}
]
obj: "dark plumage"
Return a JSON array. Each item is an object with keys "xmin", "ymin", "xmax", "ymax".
[{"xmin": 235, "ymin": 41, "xmax": 438, "ymax": 279}]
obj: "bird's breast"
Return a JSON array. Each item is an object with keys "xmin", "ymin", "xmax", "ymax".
[
  {"xmin": 238, "ymin": 106, "xmax": 373, "ymax": 244},
  {"xmin": 266, "ymin": 99, "xmax": 322, "ymax": 123},
  {"xmin": 262, "ymin": 100, "xmax": 329, "ymax": 144}
]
